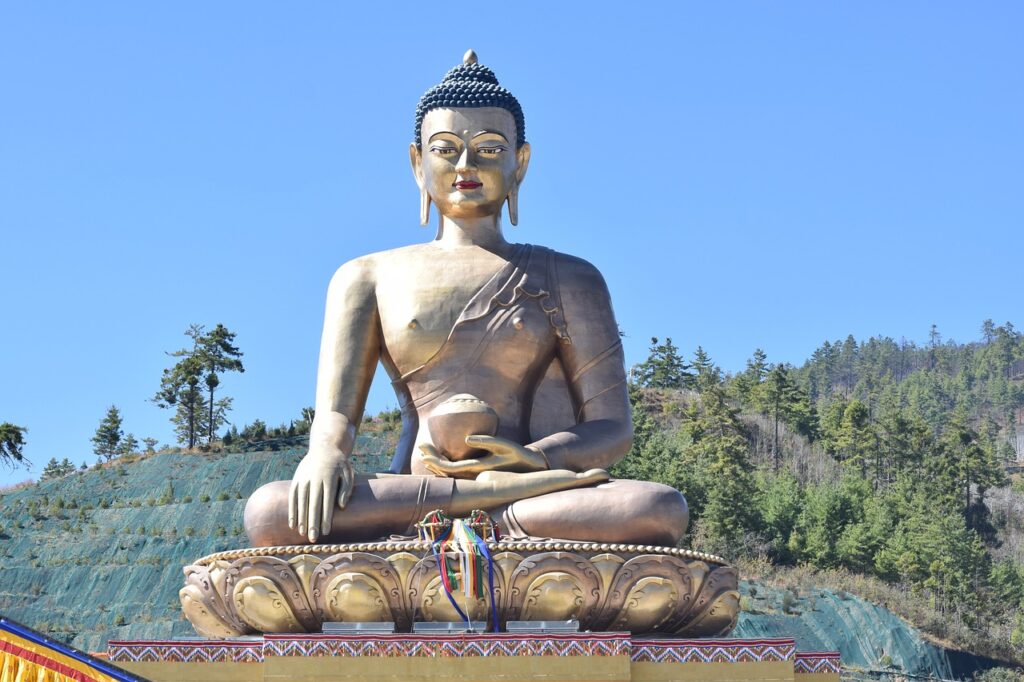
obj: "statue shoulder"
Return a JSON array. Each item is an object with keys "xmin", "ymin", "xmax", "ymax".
[
  {"xmin": 542, "ymin": 248, "xmax": 610, "ymax": 296},
  {"xmin": 329, "ymin": 253, "xmax": 378, "ymax": 290},
  {"xmin": 327, "ymin": 243, "xmax": 434, "ymax": 294}
]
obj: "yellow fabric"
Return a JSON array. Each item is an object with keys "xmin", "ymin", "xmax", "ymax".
[{"xmin": 0, "ymin": 628, "xmax": 119, "ymax": 682}]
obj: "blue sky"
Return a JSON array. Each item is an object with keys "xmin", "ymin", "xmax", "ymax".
[{"xmin": 1, "ymin": 4, "xmax": 1021, "ymax": 486}]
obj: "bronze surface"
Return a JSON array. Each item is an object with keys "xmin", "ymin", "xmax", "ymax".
[{"xmin": 180, "ymin": 544, "xmax": 739, "ymax": 638}]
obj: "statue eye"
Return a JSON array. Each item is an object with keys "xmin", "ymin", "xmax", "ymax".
[
  {"xmin": 478, "ymin": 146, "xmax": 504, "ymax": 156},
  {"xmin": 429, "ymin": 146, "xmax": 457, "ymax": 155}
]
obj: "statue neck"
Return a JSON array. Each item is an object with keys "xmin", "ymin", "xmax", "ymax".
[{"xmin": 434, "ymin": 215, "xmax": 509, "ymax": 250}]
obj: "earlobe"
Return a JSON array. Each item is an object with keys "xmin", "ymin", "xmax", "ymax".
[
  {"xmin": 507, "ymin": 143, "xmax": 530, "ymax": 226},
  {"xmin": 420, "ymin": 189, "xmax": 432, "ymax": 226},
  {"xmin": 410, "ymin": 143, "xmax": 431, "ymax": 226},
  {"xmin": 506, "ymin": 187, "xmax": 519, "ymax": 226}
]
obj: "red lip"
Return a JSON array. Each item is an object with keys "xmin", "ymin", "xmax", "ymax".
[{"xmin": 454, "ymin": 181, "xmax": 482, "ymax": 190}]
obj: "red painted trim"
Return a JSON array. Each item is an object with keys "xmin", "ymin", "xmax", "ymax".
[
  {"xmin": 107, "ymin": 639, "xmax": 262, "ymax": 647},
  {"xmin": 633, "ymin": 638, "xmax": 796, "ymax": 647},
  {"xmin": 0, "ymin": 638, "xmax": 105, "ymax": 682},
  {"xmin": 263, "ymin": 632, "xmax": 631, "ymax": 642}
]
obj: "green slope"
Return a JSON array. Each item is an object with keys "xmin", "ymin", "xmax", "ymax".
[
  {"xmin": 734, "ymin": 582, "xmax": 1002, "ymax": 680},
  {"xmin": 0, "ymin": 434, "xmax": 394, "ymax": 653}
]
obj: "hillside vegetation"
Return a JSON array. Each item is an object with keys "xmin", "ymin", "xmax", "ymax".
[
  {"xmin": 0, "ymin": 433, "xmax": 1001, "ymax": 680},
  {"xmin": 1, "ymin": 321, "xmax": 1023, "ymax": 680},
  {"xmin": 0, "ymin": 431, "xmax": 395, "ymax": 653},
  {"xmin": 614, "ymin": 322, "xmax": 1024, "ymax": 669}
]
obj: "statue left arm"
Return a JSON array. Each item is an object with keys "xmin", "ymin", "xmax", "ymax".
[{"xmin": 526, "ymin": 254, "xmax": 633, "ymax": 472}]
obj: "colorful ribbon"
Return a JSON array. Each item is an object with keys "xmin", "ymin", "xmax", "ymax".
[{"xmin": 417, "ymin": 510, "xmax": 500, "ymax": 632}]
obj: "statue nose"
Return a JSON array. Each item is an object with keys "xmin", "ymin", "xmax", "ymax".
[{"xmin": 455, "ymin": 148, "xmax": 477, "ymax": 173}]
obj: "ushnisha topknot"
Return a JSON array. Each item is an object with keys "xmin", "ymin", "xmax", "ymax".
[{"xmin": 414, "ymin": 49, "xmax": 526, "ymax": 149}]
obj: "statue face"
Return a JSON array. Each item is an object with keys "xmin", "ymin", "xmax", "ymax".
[{"xmin": 412, "ymin": 107, "xmax": 528, "ymax": 220}]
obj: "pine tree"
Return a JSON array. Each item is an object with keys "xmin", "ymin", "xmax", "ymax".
[
  {"xmin": 633, "ymin": 337, "xmax": 691, "ymax": 389},
  {"xmin": 929, "ymin": 411, "xmax": 1008, "ymax": 524},
  {"xmin": 691, "ymin": 346, "xmax": 721, "ymax": 392},
  {"xmin": 750, "ymin": 363, "xmax": 815, "ymax": 469},
  {"xmin": 198, "ymin": 324, "xmax": 244, "ymax": 444},
  {"xmin": 0, "ymin": 423, "xmax": 28, "ymax": 468},
  {"xmin": 119, "ymin": 433, "xmax": 139, "ymax": 457},
  {"xmin": 91, "ymin": 406, "xmax": 123, "ymax": 460},
  {"xmin": 733, "ymin": 349, "xmax": 768, "ymax": 405},
  {"xmin": 154, "ymin": 324, "xmax": 243, "ymax": 448},
  {"xmin": 685, "ymin": 382, "xmax": 759, "ymax": 551},
  {"xmin": 41, "ymin": 457, "xmax": 61, "ymax": 480},
  {"xmin": 41, "ymin": 457, "xmax": 75, "ymax": 480}
]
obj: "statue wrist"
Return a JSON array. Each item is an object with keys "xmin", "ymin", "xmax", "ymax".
[{"xmin": 525, "ymin": 444, "xmax": 550, "ymax": 471}]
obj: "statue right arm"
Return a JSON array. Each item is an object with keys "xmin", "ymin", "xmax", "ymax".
[{"xmin": 290, "ymin": 256, "xmax": 380, "ymax": 543}]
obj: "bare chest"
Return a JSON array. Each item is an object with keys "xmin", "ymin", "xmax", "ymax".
[{"xmin": 375, "ymin": 253, "xmax": 507, "ymax": 371}]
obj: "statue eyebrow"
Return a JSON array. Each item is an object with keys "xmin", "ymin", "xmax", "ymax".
[
  {"xmin": 472, "ymin": 130, "xmax": 509, "ymax": 142},
  {"xmin": 427, "ymin": 131, "xmax": 460, "ymax": 142}
]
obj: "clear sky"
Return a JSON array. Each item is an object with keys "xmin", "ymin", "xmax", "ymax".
[{"xmin": 1, "ymin": 4, "xmax": 1021, "ymax": 487}]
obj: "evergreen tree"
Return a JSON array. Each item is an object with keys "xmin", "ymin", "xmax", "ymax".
[
  {"xmin": 633, "ymin": 337, "xmax": 691, "ymax": 389},
  {"xmin": 198, "ymin": 324, "xmax": 244, "ymax": 444},
  {"xmin": 119, "ymin": 433, "xmax": 139, "ymax": 457},
  {"xmin": 929, "ymin": 412, "xmax": 1008, "ymax": 524},
  {"xmin": 40, "ymin": 457, "xmax": 61, "ymax": 480},
  {"xmin": 679, "ymin": 376, "xmax": 759, "ymax": 552},
  {"xmin": 836, "ymin": 399, "xmax": 874, "ymax": 477},
  {"xmin": 0, "ymin": 423, "xmax": 28, "ymax": 468},
  {"xmin": 153, "ymin": 330, "xmax": 207, "ymax": 448},
  {"xmin": 91, "ymin": 406, "xmax": 123, "ymax": 460},
  {"xmin": 154, "ymin": 324, "xmax": 243, "ymax": 448},
  {"xmin": 733, "ymin": 349, "xmax": 768, "ymax": 405},
  {"xmin": 40, "ymin": 457, "xmax": 76, "ymax": 480},
  {"xmin": 691, "ymin": 346, "xmax": 721, "ymax": 393},
  {"xmin": 753, "ymin": 364, "xmax": 801, "ymax": 469}
]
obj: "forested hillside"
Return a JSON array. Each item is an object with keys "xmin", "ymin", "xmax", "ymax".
[
  {"xmin": 2, "ymin": 320, "xmax": 1023, "ymax": 678},
  {"xmin": 614, "ymin": 321, "xmax": 1024, "ymax": 669}
]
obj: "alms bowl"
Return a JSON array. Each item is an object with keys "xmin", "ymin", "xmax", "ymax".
[{"xmin": 427, "ymin": 394, "xmax": 499, "ymax": 461}]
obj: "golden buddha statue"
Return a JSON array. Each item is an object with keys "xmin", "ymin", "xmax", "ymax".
[
  {"xmin": 243, "ymin": 50, "xmax": 688, "ymax": 550},
  {"xmin": 183, "ymin": 52, "xmax": 739, "ymax": 639}
]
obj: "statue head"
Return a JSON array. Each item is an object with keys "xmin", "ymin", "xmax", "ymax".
[{"xmin": 410, "ymin": 50, "xmax": 531, "ymax": 226}]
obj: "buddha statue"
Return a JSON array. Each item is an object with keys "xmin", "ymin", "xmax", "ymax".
[{"xmin": 243, "ymin": 50, "xmax": 688, "ymax": 550}]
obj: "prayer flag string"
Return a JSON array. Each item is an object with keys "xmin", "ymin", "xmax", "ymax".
[{"xmin": 417, "ymin": 510, "xmax": 500, "ymax": 632}]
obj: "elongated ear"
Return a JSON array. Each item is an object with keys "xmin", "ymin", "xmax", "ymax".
[
  {"xmin": 410, "ymin": 143, "xmax": 430, "ymax": 226},
  {"xmin": 507, "ymin": 143, "xmax": 531, "ymax": 226},
  {"xmin": 409, "ymin": 143, "xmax": 425, "ymax": 189},
  {"xmin": 515, "ymin": 142, "xmax": 531, "ymax": 186}
]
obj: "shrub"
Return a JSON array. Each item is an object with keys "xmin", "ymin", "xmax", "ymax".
[
  {"xmin": 781, "ymin": 590, "xmax": 798, "ymax": 614},
  {"xmin": 199, "ymin": 494, "xmax": 210, "ymax": 503}
]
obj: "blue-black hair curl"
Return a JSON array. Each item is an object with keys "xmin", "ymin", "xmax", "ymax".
[{"xmin": 414, "ymin": 60, "xmax": 526, "ymax": 148}]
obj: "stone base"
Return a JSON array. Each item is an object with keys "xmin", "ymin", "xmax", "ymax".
[
  {"xmin": 108, "ymin": 635, "xmax": 841, "ymax": 682},
  {"xmin": 179, "ymin": 541, "xmax": 740, "ymax": 637}
]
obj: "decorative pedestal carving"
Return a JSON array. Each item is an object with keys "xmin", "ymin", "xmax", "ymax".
[{"xmin": 180, "ymin": 541, "xmax": 739, "ymax": 638}]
